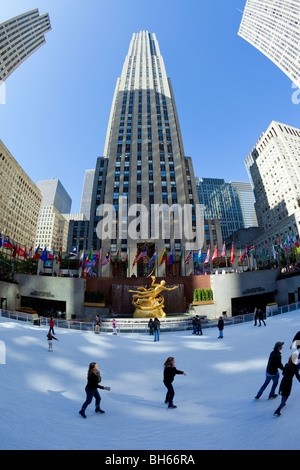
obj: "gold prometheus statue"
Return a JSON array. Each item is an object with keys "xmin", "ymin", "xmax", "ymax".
[{"xmin": 129, "ymin": 276, "xmax": 178, "ymax": 318}]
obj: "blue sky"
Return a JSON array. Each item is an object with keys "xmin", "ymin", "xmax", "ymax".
[{"xmin": 0, "ymin": 0, "xmax": 299, "ymax": 213}]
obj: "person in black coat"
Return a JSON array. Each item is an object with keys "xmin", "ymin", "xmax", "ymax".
[
  {"xmin": 255, "ymin": 342, "xmax": 284, "ymax": 399},
  {"xmin": 163, "ymin": 357, "xmax": 186, "ymax": 409},
  {"xmin": 79, "ymin": 362, "xmax": 111, "ymax": 418},
  {"xmin": 290, "ymin": 330, "xmax": 300, "ymax": 369},
  {"xmin": 218, "ymin": 316, "xmax": 224, "ymax": 338},
  {"xmin": 274, "ymin": 354, "xmax": 300, "ymax": 416}
]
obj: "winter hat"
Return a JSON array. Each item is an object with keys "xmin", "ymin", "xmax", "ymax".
[{"xmin": 274, "ymin": 342, "xmax": 284, "ymax": 349}]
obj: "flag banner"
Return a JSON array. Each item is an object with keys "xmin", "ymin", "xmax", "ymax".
[
  {"xmin": 17, "ymin": 246, "xmax": 26, "ymax": 258},
  {"xmin": 102, "ymin": 251, "xmax": 110, "ymax": 266},
  {"xmin": 149, "ymin": 250, "xmax": 156, "ymax": 266},
  {"xmin": 94, "ymin": 250, "xmax": 101, "ymax": 268},
  {"xmin": 204, "ymin": 246, "xmax": 210, "ymax": 264},
  {"xmin": 69, "ymin": 247, "xmax": 78, "ymax": 257},
  {"xmin": 211, "ymin": 245, "xmax": 218, "ymax": 262},
  {"xmin": 230, "ymin": 244, "xmax": 234, "ymax": 264},
  {"xmin": 0, "ymin": 233, "xmax": 2, "ymax": 248},
  {"xmin": 57, "ymin": 247, "xmax": 62, "ymax": 264},
  {"xmin": 158, "ymin": 248, "xmax": 167, "ymax": 265},
  {"xmin": 220, "ymin": 243, "xmax": 226, "ymax": 258},
  {"xmin": 185, "ymin": 250, "xmax": 193, "ymax": 266},
  {"xmin": 114, "ymin": 250, "xmax": 120, "ymax": 268},
  {"xmin": 249, "ymin": 245, "xmax": 255, "ymax": 255},
  {"xmin": 41, "ymin": 247, "xmax": 48, "ymax": 262},
  {"xmin": 132, "ymin": 249, "xmax": 138, "ymax": 268},
  {"xmin": 33, "ymin": 246, "xmax": 41, "ymax": 260},
  {"xmin": 84, "ymin": 249, "xmax": 93, "ymax": 265},
  {"xmin": 4, "ymin": 237, "xmax": 14, "ymax": 250},
  {"xmin": 79, "ymin": 251, "xmax": 84, "ymax": 268},
  {"xmin": 167, "ymin": 249, "xmax": 174, "ymax": 266},
  {"xmin": 135, "ymin": 247, "xmax": 147, "ymax": 264},
  {"xmin": 48, "ymin": 247, "xmax": 55, "ymax": 260}
]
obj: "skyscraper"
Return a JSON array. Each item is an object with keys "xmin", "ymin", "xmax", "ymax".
[
  {"xmin": 0, "ymin": 8, "xmax": 51, "ymax": 83},
  {"xmin": 238, "ymin": 0, "xmax": 300, "ymax": 87},
  {"xmin": 90, "ymin": 31, "xmax": 201, "ymax": 276},
  {"xmin": 245, "ymin": 120, "xmax": 300, "ymax": 259}
]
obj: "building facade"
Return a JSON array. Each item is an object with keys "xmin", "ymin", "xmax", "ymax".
[
  {"xmin": 230, "ymin": 181, "xmax": 258, "ymax": 228},
  {"xmin": 89, "ymin": 31, "xmax": 201, "ymax": 276},
  {"xmin": 0, "ymin": 139, "xmax": 42, "ymax": 249},
  {"xmin": 245, "ymin": 120, "xmax": 300, "ymax": 261},
  {"xmin": 238, "ymin": 0, "xmax": 300, "ymax": 87},
  {"xmin": 0, "ymin": 8, "xmax": 51, "ymax": 83}
]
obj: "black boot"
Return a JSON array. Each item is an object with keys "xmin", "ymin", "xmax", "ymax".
[
  {"xmin": 95, "ymin": 406, "xmax": 105, "ymax": 413},
  {"xmin": 79, "ymin": 409, "xmax": 86, "ymax": 418}
]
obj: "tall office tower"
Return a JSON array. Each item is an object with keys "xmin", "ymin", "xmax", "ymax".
[
  {"xmin": 0, "ymin": 9, "xmax": 51, "ymax": 83},
  {"xmin": 0, "ymin": 140, "xmax": 42, "ymax": 249},
  {"xmin": 230, "ymin": 181, "xmax": 258, "ymax": 228},
  {"xmin": 245, "ymin": 120, "xmax": 300, "ymax": 258},
  {"xmin": 80, "ymin": 170, "xmax": 96, "ymax": 219},
  {"xmin": 196, "ymin": 178, "xmax": 245, "ymax": 240},
  {"xmin": 35, "ymin": 179, "xmax": 72, "ymax": 252},
  {"xmin": 238, "ymin": 0, "xmax": 300, "ymax": 87},
  {"xmin": 91, "ymin": 31, "xmax": 200, "ymax": 277}
]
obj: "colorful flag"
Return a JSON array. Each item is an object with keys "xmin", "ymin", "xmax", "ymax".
[
  {"xmin": 48, "ymin": 247, "xmax": 55, "ymax": 260},
  {"xmin": 272, "ymin": 244, "xmax": 277, "ymax": 260},
  {"xmin": 126, "ymin": 250, "xmax": 129, "ymax": 269},
  {"xmin": 84, "ymin": 248, "xmax": 93, "ymax": 265},
  {"xmin": 102, "ymin": 250, "xmax": 110, "ymax": 266},
  {"xmin": 135, "ymin": 247, "xmax": 147, "ymax": 264},
  {"xmin": 12, "ymin": 244, "xmax": 18, "ymax": 259},
  {"xmin": 159, "ymin": 248, "xmax": 167, "ymax": 265},
  {"xmin": 57, "ymin": 247, "xmax": 62, "ymax": 264},
  {"xmin": 94, "ymin": 249, "xmax": 101, "ymax": 268},
  {"xmin": 167, "ymin": 249, "xmax": 174, "ymax": 266},
  {"xmin": 132, "ymin": 249, "xmax": 138, "ymax": 268},
  {"xmin": 204, "ymin": 246, "xmax": 210, "ymax": 264},
  {"xmin": 79, "ymin": 251, "xmax": 84, "ymax": 268},
  {"xmin": 4, "ymin": 237, "xmax": 14, "ymax": 250},
  {"xmin": 114, "ymin": 250, "xmax": 120, "ymax": 268},
  {"xmin": 278, "ymin": 237, "xmax": 283, "ymax": 250},
  {"xmin": 249, "ymin": 245, "xmax": 255, "ymax": 255},
  {"xmin": 17, "ymin": 246, "xmax": 26, "ymax": 258},
  {"xmin": 292, "ymin": 231, "xmax": 298, "ymax": 248},
  {"xmin": 230, "ymin": 244, "xmax": 234, "ymax": 265},
  {"xmin": 0, "ymin": 233, "xmax": 2, "ymax": 248},
  {"xmin": 149, "ymin": 250, "xmax": 157, "ymax": 266},
  {"xmin": 185, "ymin": 250, "xmax": 193, "ymax": 266},
  {"xmin": 69, "ymin": 247, "xmax": 78, "ymax": 257},
  {"xmin": 287, "ymin": 232, "xmax": 291, "ymax": 250},
  {"xmin": 28, "ymin": 246, "xmax": 33, "ymax": 258},
  {"xmin": 197, "ymin": 248, "xmax": 202, "ymax": 267},
  {"xmin": 211, "ymin": 244, "xmax": 218, "ymax": 262},
  {"xmin": 33, "ymin": 246, "xmax": 41, "ymax": 260},
  {"xmin": 41, "ymin": 247, "xmax": 48, "ymax": 262},
  {"xmin": 220, "ymin": 243, "xmax": 226, "ymax": 258}
]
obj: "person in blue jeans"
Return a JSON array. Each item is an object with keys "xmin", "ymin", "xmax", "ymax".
[
  {"xmin": 255, "ymin": 342, "xmax": 284, "ymax": 400},
  {"xmin": 79, "ymin": 362, "xmax": 111, "ymax": 418},
  {"xmin": 153, "ymin": 317, "xmax": 160, "ymax": 342}
]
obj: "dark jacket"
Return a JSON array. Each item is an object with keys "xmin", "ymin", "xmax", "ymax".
[
  {"xmin": 86, "ymin": 371, "xmax": 105, "ymax": 390},
  {"xmin": 163, "ymin": 365, "xmax": 184, "ymax": 384},
  {"xmin": 153, "ymin": 319, "xmax": 160, "ymax": 330},
  {"xmin": 279, "ymin": 362, "xmax": 300, "ymax": 397},
  {"xmin": 266, "ymin": 349, "xmax": 284, "ymax": 375},
  {"xmin": 218, "ymin": 318, "xmax": 224, "ymax": 331}
]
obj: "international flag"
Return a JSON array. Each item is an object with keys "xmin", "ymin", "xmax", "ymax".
[
  {"xmin": 292, "ymin": 231, "xmax": 298, "ymax": 248},
  {"xmin": 4, "ymin": 237, "xmax": 14, "ymax": 250},
  {"xmin": 114, "ymin": 250, "xmax": 120, "ymax": 268},
  {"xmin": 41, "ymin": 246, "xmax": 48, "ymax": 262},
  {"xmin": 272, "ymin": 244, "xmax": 277, "ymax": 260},
  {"xmin": 149, "ymin": 250, "xmax": 156, "ymax": 266},
  {"xmin": 132, "ymin": 249, "xmax": 138, "ymax": 268},
  {"xmin": 18, "ymin": 246, "xmax": 26, "ymax": 258},
  {"xmin": 158, "ymin": 248, "xmax": 167, "ymax": 265},
  {"xmin": 102, "ymin": 250, "xmax": 110, "ymax": 266},
  {"xmin": 287, "ymin": 232, "xmax": 291, "ymax": 250},
  {"xmin": 0, "ymin": 233, "xmax": 2, "ymax": 248},
  {"xmin": 84, "ymin": 248, "xmax": 93, "ymax": 265},
  {"xmin": 204, "ymin": 246, "xmax": 210, "ymax": 264},
  {"xmin": 185, "ymin": 250, "xmax": 193, "ymax": 266},
  {"xmin": 94, "ymin": 249, "xmax": 101, "ymax": 268},
  {"xmin": 48, "ymin": 247, "xmax": 55, "ymax": 260},
  {"xmin": 211, "ymin": 245, "xmax": 218, "ymax": 262},
  {"xmin": 28, "ymin": 246, "xmax": 33, "ymax": 258},
  {"xmin": 230, "ymin": 244, "xmax": 234, "ymax": 265},
  {"xmin": 249, "ymin": 245, "xmax": 255, "ymax": 256},
  {"xmin": 197, "ymin": 248, "xmax": 202, "ymax": 267},
  {"xmin": 220, "ymin": 243, "xmax": 226, "ymax": 258},
  {"xmin": 69, "ymin": 247, "xmax": 78, "ymax": 257},
  {"xmin": 126, "ymin": 250, "xmax": 129, "ymax": 269},
  {"xmin": 57, "ymin": 247, "xmax": 62, "ymax": 264},
  {"xmin": 12, "ymin": 243, "xmax": 18, "ymax": 259},
  {"xmin": 167, "ymin": 249, "xmax": 174, "ymax": 266},
  {"xmin": 242, "ymin": 245, "xmax": 248, "ymax": 261},
  {"xmin": 278, "ymin": 237, "xmax": 283, "ymax": 250},
  {"xmin": 79, "ymin": 251, "xmax": 84, "ymax": 268},
  {"xmin": 135, "ymin": 247, "xmax": 147, "ymax": 264},
  {"xmin": 33, "ymin": 246, "xmax": 41, "ymax": 260}
]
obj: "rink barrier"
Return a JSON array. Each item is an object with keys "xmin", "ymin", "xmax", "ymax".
[{"xmin": 0, "ymin": 302, "xmax": 299, "ymax": 334}]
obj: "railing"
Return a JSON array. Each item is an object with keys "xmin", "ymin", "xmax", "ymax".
[{"xmin": 1, "ymin": 302, "xmax": 299, "ymax": 334}]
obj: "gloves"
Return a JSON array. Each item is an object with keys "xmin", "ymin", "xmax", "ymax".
[{"xmin": 105, "ymin": 386, "xmax": 111, "ymax": 391}]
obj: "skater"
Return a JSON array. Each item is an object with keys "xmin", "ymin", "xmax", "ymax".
[
  {"xmin": 290, "ymin": 331, "xmax": 300, "ymax": 349},
  {"xmin": 192, "ymin": 317, "xmax": 198, "ymax": 335},
  {"xmin": 79, "ymin": 362, "xmax": 111, "ymax": 418},
  {"xmin": 112, "ymin": 319, "xmax": 117, "ymax": 335},
  {"xmin": 218, "ymin": 316, "xmax": 224, "ymax": 338},
  {"xmin": 255, "ymin": 342, "xmax": 284, "ymax": 400},
  {"xmin": 49, "ymin": 317, "xmax": 55, "ymax": 334},
  {"xmin": 148, "ymin": 318, "xmax": 154, "ymax": 335},
  {"xmin": 94, "ymin": 315, "xmax": 102, "ymax": 334},
  {"xmin": 197, "ymin": 316, "xmax": 203, "ymax": 336},
  {"xmin": 274, "ymin": 354, "xmax": 300, "ymax": 416},
  {"xmin": 163, "ymin": 357, "xmax": 186, "ymax": 409},
  {"xmin": 153, "ymin": 317, "xmax": 160, "ymax": 342},
  {"xmin": 47, "ymin": 332, "xmax": 58, "ymax": 352},
  {"xmin": 258, "ymin": 308, "xmax": 266, "ymax": 327},
  {"xmin": 254, "ymin": 307, "xmax": 258, "ymax": 326}
]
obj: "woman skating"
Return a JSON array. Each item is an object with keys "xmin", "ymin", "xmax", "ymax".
[
  {"xmin": 79, "ymin": 362, "xmax": 111, "ymax": 418},
  {"xmin": 274, "ymin": 354, "xmax": 300, "ymax": 416},
  {"xmin": 163, "ymin": 357, "xmax": 186, "ymax": 409}
]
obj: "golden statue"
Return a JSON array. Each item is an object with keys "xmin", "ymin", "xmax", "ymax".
[{"xmin": 129, "ymin": 276, "xmax": 178, "ymax": 318}]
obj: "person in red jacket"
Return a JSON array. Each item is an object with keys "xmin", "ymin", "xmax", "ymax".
[
  {"xmin": 163, "ymin": 357, "xmax": 186, "ymax": 409},
  {"xmin": 49, "ymin": 317, "xmax": 55, "ymax": 334},
  {"xmin": 79, "ymin": 362, "xmax": 111, "ymax": 418}
]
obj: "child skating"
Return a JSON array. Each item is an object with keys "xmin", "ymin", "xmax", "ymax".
[
  {"xmin": 47, "ymin": 332, "xmax": 58, "ymax": 352},
  {"xmin": 163, "ymin": 356, "xmax": 186, "ymax": 409}
]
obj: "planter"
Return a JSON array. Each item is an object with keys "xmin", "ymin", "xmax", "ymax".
[{"xmin": 192, "ymin": 300, "xmax": 214, "ymax": 306}]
